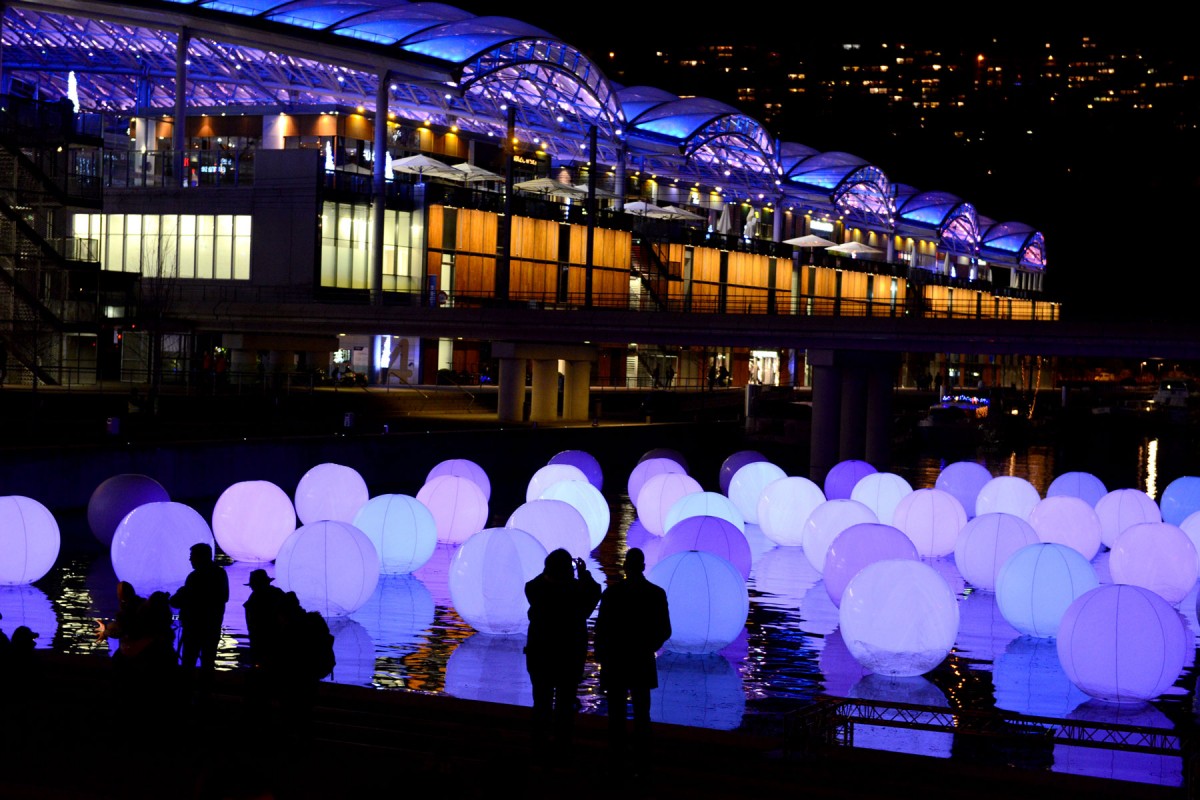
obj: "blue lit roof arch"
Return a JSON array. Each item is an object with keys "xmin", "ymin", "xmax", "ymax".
[
  {"xmin": 980, "ymin": 220, "xmax": 1046, "ymax": 270},
  {"xmin": 898, "ymin": 191, "xmax": 980, "ymax": 253},
  {"xmin": 784, "ymin": 151, "xmax": 893, "ymax": 227}
]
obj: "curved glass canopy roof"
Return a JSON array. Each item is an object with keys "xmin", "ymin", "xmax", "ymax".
[
  {"xmin": 980, "ymin": 220, "xmax": 1046, "ymax": 270},
  {"xmin": 897, "ymin": 191, "xmax": 979, "ymax": 254},
  {"xmin": 785, "ymin": 152, "xmax": 893, "ymax": 227}
]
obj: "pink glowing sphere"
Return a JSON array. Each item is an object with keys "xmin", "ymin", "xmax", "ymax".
[
  {"xmin": 111, "ymin": 501, "xmax": 215, "ymax": 595},
  {"xmin": 801, "ymin": 499, "xmax": 879, "ymax": 573},
  {"xmin": 211, "ymin": 480, "xmax": 296, "ymax": 563},
  {"xmin": 728, "ymin": 461, "xmax": 787, "ymax": 525},
  {"xmin": 839, "ymin": 559, "xmax": 959, "ymax": 677},
  {"xmin": 849, "ymin": 472, "xmax": 913, "ymax": 526},
  {"xmin": 87, "ymin": 474, "xmax": 170, "ymax": 546},
  {"xmin": 526, "ymin": 463, "xmax": 588, "ymax": 502},
  {"xmin": 719, "ymin": 450, "xmax": 767, "ymax": 495},
  {"xmin": 449, "ymin": 527, "xmax": 547, "ymax": 635},
  {"xmin": 548, "ymin": 450, "xmax": 603, "ymax": 490},
  {"xmin": 506, "ymin": 499, "xmax": 592, "ymax": 560},
  {"xmin": 1029, "ymin": 496, "xmax": 1103, "ymax": 561},
  {"xmin": 352, "ymin": 494, "xmax": 438, "ymax": 574},
  {"xmin": 995, "ymin": 543, "xmax": 1099, "ymax": 638},
  {"xmin": 627, "ymin": 457, "xmax": 686, "ymax": 505},
  {"xmin": 664, "ymin": 491, "xmax": 744, "ymax": 534},
  {"xmin": 636, "ymin": 473, "xmax": 704, "ymax": 536},
  {"xmin": 823, "ymin": 460, "xmax": 877, "ymax": 501},
  {"xmin": 0, "ymin": 496, "xmax": 60, "ymax": 585},
  {"xmin": 275, "ymin": 520, "xmax": 379, "ymax": 616},
  {"xmin": 416, "ymin": 475, "xmax": 490, "ymax": 545},
  {"xmin": 1160, "ymin": 476, "xmax": 1200, "ymax": 527},
  {"xmin": 294, "ymin": 463, "xmax": 369, "ymax": 525},
  {"xmin": 890, "ymin": 488, "xmax": 967, "ymax": 558},
  {"xmin": 1046, "ymin": 472, "xmax": 1108, "ymax": 508},
  {"xmin": 974, "ymin": 476, "xmax": 1040, "ymax": 520},
  {"xmin": 1095, "ymin": 488, "xmax": 1162, "ymax": 548},
  {"xmin": 649, "ymin": 551, "xmax": 748, "ymax": 654},
  {"xmin": 823, "ymin": 523, "xmax": 919, "ymax": 607},
  {"xmin": 953, "ymin": 513, "xmax": 1040, "ymax": 591},
  {"xmin": 1057, "ymin": 584, "xmax": 1188, "ymax": 703},
  {"xmin": 427, "ymin": 458, "xmax": 491, "ymax": 501},
  {"xmin": 1109, "ymin": 522, "xmax": 1198, "ymax": 604},
  {"xmin": 540, "ymin": 480, "xmax": 609, "ymax": 549},
  {"xmin": 757, "ymin": 476, "xmax": 827, "ymax": 547},
  {"xmin": 661, "ymin": 515, "xmax": 752, "ymax": 580},
  {"xmin": 934, "ymin": 461, "xmax": 993, "ymax": 520}
]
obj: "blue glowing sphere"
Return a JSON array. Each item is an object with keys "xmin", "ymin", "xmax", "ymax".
[
  {"xmin": 352, "ymin": 494, "xmax": 438, "ymax": 574},
  {"xmin": 995, "ymin": 543, "xmax": 1099, "ymax": 638},
  {"xmin": 1046, "ymin": 472, "xmax": 1108, "ymax": 508},
  {"xmin": 650, "ymin": 551, "xmax": 748, "ymax": 654},
  {"xmin": 1160, "ymin": 476, "xmax": 1200, "ymax": 527},
  {"xmin": 548, "ymin": 450, "xmax": 604, "ymax": 490},
  {"xmin": 823, "ymin": 460, "xmax": 877, "ymax": 501}
]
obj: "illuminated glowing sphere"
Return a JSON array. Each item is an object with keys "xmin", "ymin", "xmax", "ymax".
[
  {"xmin": 87, "ymin": 474, "xmax": 170, "ymax": 546},
  {"xmin": 540, "ymin": 480, "xmax": 610, "ymax": 549},
  {"xmin": 427, "ymin": 458, "xmax": 491, "ymax": 501},
  {"xmin": 653, "ymin": 652, "xmax": 745, "ymax": 730},
  {"xmin": 548, "ymin": 450, "xmax": 603, "ymax": 490},
  {"xmin": 1095, "ymin": 488, "xmax": 1161, "ymax": 548},
  {"xmin": 526, "ymin": 463, "xmax": 588, "ymax": 502},
  {"xmin": 890, "ymin": 488, "xmax": 967, "ymax": 558},
  {"xmin": 111, "ymin": 501, "xmax": 216, "ymax": 595},
  {"xmin": 627, "ymin": 457, "xmax": 686, "ymax": 505},
  {"xmin": 639, "ymin": 448, "xmax": 688, "ymax": 472},
  {"xmin": 636, "ymin": 473, "xmax": 704, "ymax": 536},
  {"xmin": 211, "ymin": 481, "xmax": 296, "ymax": 563},
  {"xmin": 757, "ymin": 477, "xmax": 826, "ymax": 547},
  {"xmin": 823, "ymin": 523, "xmax": 918, "ymax": 607},
  {"xmin": 661, "ymin": 515, "xmax": 752, "ymax": 580},
  {"xmin": 1160, "ymin": 476, "xmax": 1200, "ymax": 527},
  {"xmin": 352, "ymin": 494, "xmax": 437, "ymax": 574},
  {"xmin": 416, "ymin": 475, "xmax": 489, "ymax": 545},
  {"xmin": 275, "ymin": 520, "xmax": 379, "ymax": 616},
  {"xmin": 849, "ymin": 472, "xmax": 913, "ymax": 526},
  {"xmin": 0, "ymin": 496, "xmax": 60, "ymax": 585},
  {"xmin": 995, "ymin": 543, "xmax": 1099, "ymax": 638},
  {"xmin": 449, "ymin": 527, "xmax": 547, "ymax": 635},
  {"xmin": 1109, "ymin": 522, "xmax": 1198, "ymax": 604},
  {"xmin": 1177, "ymin": 511, "xmax": 1200, "ymax": 571},
  {"xmin": 649, "ymin": 551, "xmax": 748, "ymax": 654},
  {"xmin": 954, "ymin": 513, "xmax": 1040, "ymax": 591},
  {"xmin": 1057, "ymin": 584, "xmax": 1188, "ymax": 703},
  {"xmin": 1029, "ymin": 496, "xmax": 1103, "ymax": 561},
  {"xmin": 975, "ymin": 476, "xmax": 1040, "ymax": 520},
  {"xmin": 445, "ymin": 632, "xmax": 533, "ymax": 706},
  {"xmin": 719, "ymin": 450, "xmax": 767, "ymax": 495},
  {"xmin": 839, "ymin": 559, "xmax": 959, "ymax": 677},
  {"xmin": 728, "ymin": 461, "xmax": 787, "ymax": 525},
  {"xmin": 294, "ymin": 463, "xmax": 369, "ymax": 525},
  {"xmin": 506, "ymin": 499, "xmax": 592, "ymax": 560},
  {"xmin": 664, "ymin": 491, "xmax": 745, "ymax": 534},
  {"xmin": 1047, "ymin": 472, "xmax": 1108, "ymax": 508},
  {"xmin": 934, "ymin": 462, "xmax": 992, "ymax": 519},
  {"xmin": 802, "ymin": 499, "xmax": 879, "ymax": 573},
  {"xmin": 823, "ymin": 460, "xmax": 877, "ymax": 501},
  {"xmin": 0, "ymin": 585, "xmax": 57, "ymax": 648}
]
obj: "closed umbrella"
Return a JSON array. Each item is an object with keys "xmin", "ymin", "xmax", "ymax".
[{"xmin": 715, "ymin": 204, "xmax": 734, "ymax": 235}]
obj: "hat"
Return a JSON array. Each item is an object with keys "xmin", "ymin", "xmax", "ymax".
[
  {"xmin": 11, "ymin": 626, "xmax": 37, "ymax": 644},
  {"xmin": 246, "ymin": 568, "xmax": 274, "ymax": 589}
]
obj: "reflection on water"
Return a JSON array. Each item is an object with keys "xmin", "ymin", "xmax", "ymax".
[{"xmin": 5, "ymin": 435, "xmax": 1197, "ymax": 788}]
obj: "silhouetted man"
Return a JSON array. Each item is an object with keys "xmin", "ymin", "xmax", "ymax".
[{"xmin": 170, "ymin": 542, "xmax": 228, "ymax": 688}]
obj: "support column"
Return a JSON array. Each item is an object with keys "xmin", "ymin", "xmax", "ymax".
[
  {"xmin": 530, "ymin": 358, "xmax": 559, "ymax": 422},
  {"xmin": 370, "ymin": 73, "xmax": 391, "ymax": 306},
  {"xmin": 497, "ymin": 357, "xmax": 524, "ymax": 422},
  {"xmin": 865, "ymin": 359, "xmax": 895, "ymax": 468},
  {"xmin": 839, "ymin": 363, "xmax": 868, "ymax": 461},
  {"xmin": 808, "ymin": 350, "xmax": 841, "ymax": 483},
  {"xmin": 174, "ymin": 28, "xmax": 190, "ymax": 186},
  {"xmin": 562, "ymin": 359, "xmax": 591, "ymax": 421}
]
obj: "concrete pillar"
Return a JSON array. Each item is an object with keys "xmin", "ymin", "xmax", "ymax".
[
  {"xmin": 808, "ymin": 350, "xmax": 841, "ymax": 483},
  {"xmin": 865, "ymin": 361, "xmax": 894, "ymax": 468},
  {"xmin": 839, "ymin": 364, "xmax": 868, "ymax": 461},
  {"xmin": 530, "ymin": 358, "xmax": 559, "ymax": 422},
  {"xmin": 370, "ymin": 71, "xmax": 390, "ymax": 306},
  {"xmin": 562, "ymin": 359, "xmax": 591, "ymax": 421},
  {"xmin": 497, "ymin": 357, "xmax": 524, "ymax": 422}
]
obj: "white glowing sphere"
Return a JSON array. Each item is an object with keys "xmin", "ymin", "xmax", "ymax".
[
  {"xmin": 649, "ymin": 551, "xmax": 748, "ymax": 654},
  {"xmin": 1057, "ymin": 584, "xmax": 1188, "ymax": 703},
  {"xmin": 294, "ymin": 463, "xmax": 369, "ymax": 525},
  {"xmin": 954, "ymin": 513, "xmax": 1040, "ymax": 591},
  {"xmin": 802, "ymin": 499, "xmax": 879, "ymax": 573},
  {"xmin": 0, "ymin": 496, "xmax": 60, "ymax": 585},
  {"xmin": 728, "ymin": 461, "xmax": 787, "ymax": 525},
  {"xmin": 636, "ymin": 473, "xmax": 703, "ymax": 536},
  {"xmin": 275, "ymin": 520, "xmax": 379, "ymax": 616},
  {"xmin": 719, "ymin": 450, "xmax": 767, "ymax": 495},
  {"xmin": 1047, "ymin": 472, "xmax": 1108, "ymax": 507},
  {"xmin": 1028, "ymin": 496, "xmax": 1103, "ymax": 561},
  {"xmin": 87, "ymin": 474, "xmax": 170, "ymax": 546},
  {"xmin": 664, "ymin": 491, "xmax": 745, "ymax": 534},
  {"xmin": 548, "ymin": 450, "xmax": 603, "ymax": 490},
  {"xmin": 506, "ymin": 499, "xmax": 592, "ymax": 560},
  {"xmin": 1095, "ymin": 488, "xmax": 1161, "ymax": 548},
  {"xmin": 352, "ymin": 494, "xmax": 437, "ymax": 574},
  {"xmin": 824, "ymin": 459, "xmax": 877, "ymax": 501},
  {"xmin": 449, "ymin": 527, "xmax": 547, "ymax": 635},
  {"xmin": 1160, "ymin": 476, "xmax": 1200, "ymax": 527},
  {"xmin": 995, "ymin": 543, "xmax": 1099, "ymax": 638},
  {"xmin": 890, "ymin": 488, "xmax": 967, "ymax": 558},
  {"xmin": 416, "ymin": 475, "xmax": 490, "ymax": 545},
  {"xmin": 757, "ymin": 477, "xmax": 827, "ymax": 547},
  {"xmin": 427, "ymin": 458, "xmax": 491, "ymax": 501},
  {"xmin": 839, "ymin": 559, "xmax": 959, "ymax": 677},
  {"xmin": 526, "ymin": 463, "xmax": 588, "ymax": 502},
  {"xmin": 539, "ymin": 480, "xmax": 609, "ymax": 549},
  {"xmin": 975, "ymin": 476, "xmax": 1040, "ymax": 520},
  {"xmin": 823, "ymin": 523, "xmax": 918, "ymax": 607},
  {"xmin": 1177, "ymin": 511, "xmax": 1200, "ymax": 572},
  {"xmin": 111, "ymin": 501, "xmax": 216, "ymax": 595},
  {"xmin": 934, "ymin": 461, "xmax": 993, "ymax": 520},
  {"xmin": 660, "ymin": 515, "xmax": 752, "ymax": 581},
  {"xmin": 211, "ymin": 481, "xmax": 296, "ymax": 563},
  {"xmin": 1109, "ymin": 522, "xmax": 1199, "ymax": 604},
  {"xmin": 627, "ymin": 457, "xmax": 686, "ymax": 505},
  {"xmin": 849, "ymin": 472, "xmax": 913, "ymax": 526}
]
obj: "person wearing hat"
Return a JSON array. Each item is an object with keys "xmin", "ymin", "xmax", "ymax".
[
  {"xmin": 170, "ymin": 542, "xmax": 229, "ymax": 690},
  {"xmin": 243, "ymin": 568, "xmax": 286, "ymax": 672}
]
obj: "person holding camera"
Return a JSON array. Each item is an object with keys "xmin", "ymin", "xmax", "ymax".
[{"xmin": 524, "ymin": 548, "xmax": 601, "ymax": 748}]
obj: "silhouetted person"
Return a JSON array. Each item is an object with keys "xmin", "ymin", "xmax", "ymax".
[
  {"xmin": 707, "ymin": 363, "xmax": 717, "ymax": 391},
  {"xmin": 170, "ymin": 542, "xmax": 229, "ymax": 694},
  {"xmin": 718, "ymin": 364, "xmax": 729, "ymax": 387},
  {"xmin": 594, "ymin": 547, "xmax": 671, "ymax": 756},
  {"xmin": 524, "ymin": 548, "xmax": 601, "ymax": 745},
  {"xmin": 244, "ymin": 568, "xmax": 286, "ymax": 672}
]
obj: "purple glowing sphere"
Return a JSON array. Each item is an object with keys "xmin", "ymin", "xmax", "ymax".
[
  {"xmin": 87, "ymin": 474, "xmax": 170, "ymax": 546},
  {"xmin": 823, "ymin": 460, "xmax": 877, "ymax": 501},
  {"xmin": 823, "ymin": 523, "xmax": 919, "ymax": 607},
  {"xmin": 548, "ymin": 450, "xmax": 603, "ymax": 491}
]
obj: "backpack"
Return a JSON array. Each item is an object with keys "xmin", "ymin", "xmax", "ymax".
[{"xmin": 300, "ymin": 610, "xmax": 336, "ymax": 681}]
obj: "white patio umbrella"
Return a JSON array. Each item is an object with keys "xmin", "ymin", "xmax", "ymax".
[
  {"xmin": 783, "ymin": 234, "xmax": 836, "ymax": 248},
  {"xmin": 622, "ymin": 200, "xmax": 663, "ymax": 216},
  {"xmin": 660, "ymin": 205, "xmax": 706, "ymax": 221},
  {"xmin": 514, "ymin": 177, "xmax": 586, "ymax": 198},
  {"xmin": 573, "ymin": 183, "xmax": 618, "ymax": 198},
  {"xmin": 450, "ymin": 162, "xmax": 502, "ymax": 182},
  {"xmin": 826, "ymin": 241, "xmax": 883, "ymax": 258},
  {"xmin": 392, "ymin": 154, "xmax": 459, "ymax": 181},
  {"xmin": 715, "ymin": 204, "xmax": 734, "ymax": 234}
]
